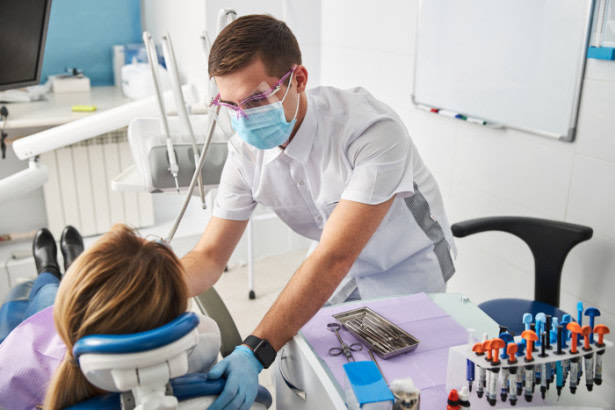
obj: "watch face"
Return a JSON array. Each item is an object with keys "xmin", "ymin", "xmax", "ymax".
[
  {"xmin": 245, "ymin": 335, "xmax": 276, "ymax": 368},
  {"xmin": 255, "ymin": 342, "xmax": 276, "ymax": 368}
]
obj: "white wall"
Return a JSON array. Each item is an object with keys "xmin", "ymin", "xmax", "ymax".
[
  {"xmin": 320, "ymin": 0, "xmax": 615, "ymax": 402},
  {"xmin": 141, "ymin": 0, "xmax": 209, "ymax": 103},
  {"xmin": 141, "ymin": 0, "xmax": 321, "ymax": 103}
]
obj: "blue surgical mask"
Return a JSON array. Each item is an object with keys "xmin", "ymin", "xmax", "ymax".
[{"xmin": 231, "ymin": 74, "xmax": 300, "ymax": 150}]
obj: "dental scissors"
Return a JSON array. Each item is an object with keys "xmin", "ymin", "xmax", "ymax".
[{"xmin": 327, "ymin": 322, "xmax": 363, "ymax": 362}]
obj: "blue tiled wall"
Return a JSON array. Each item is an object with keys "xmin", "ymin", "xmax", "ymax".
[{"xmin": 41, "ymin": 0, "xmax": 142, "ymax": 86}]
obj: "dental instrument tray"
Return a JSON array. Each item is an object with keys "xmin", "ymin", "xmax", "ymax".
[{"xmin": 333, "ymin": 307, "xmax": 420, "ymax": 359}]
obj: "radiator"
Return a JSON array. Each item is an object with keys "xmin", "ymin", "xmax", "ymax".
[{"xmin": 39, "ymin": 128, "xmax": 155, "ymax": 238}]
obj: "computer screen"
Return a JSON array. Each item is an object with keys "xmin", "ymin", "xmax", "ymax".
[{"xmin": 0, "ymin": 0, "xmax": 53, "ymax": 91}]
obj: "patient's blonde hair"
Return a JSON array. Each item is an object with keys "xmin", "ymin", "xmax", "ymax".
[{"xmin": 44, "ymin": 224, "xmax": 189, "ymax": 409}]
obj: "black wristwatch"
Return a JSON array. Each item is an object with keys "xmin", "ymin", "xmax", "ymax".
[{"xmin": 243, "ymin": 335, "xmax": 277, "ymax": 369}]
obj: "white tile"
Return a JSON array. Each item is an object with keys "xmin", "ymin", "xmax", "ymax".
[
  {"xmin": 448, "ymin": 182, "xmax": 550, "ymax": 277},
  {"xmin": 584, "ymin": 57, "xmax": 615, "ymax": 82},
  {"xmin": 322, "ymin": 1, "xmax": 416, "ymax": 56},
  {"xmin": 561, "ymin": 233, "xmax": 615, "ymax": 317},
  {"xmin": 403, "ymin": 108, "xmax": 458, "ymax": 184},
  {"xmin": 447, "ymin": 239, "xmax": 534, "ymax": 306},
  {"xmin": 320, "ymin": 46, "xmax": 414, "ymax": 101},
  {"xmin": 301, "ymin": 45, "xmax": 322, "ymax": 88},
  {"xmin": 575, "ymin": 79, "xmax": 615, "ymax": 163},
  {"xmin": 567, "ymin": 155, "xmax": 615, "ymax": 240},
  {"xmin": 452, "ymin": 124, "xmax": 575, "ymax": 218},
  {"xmin": 284, "ymin": 1, "xmax": 321, "ymax": 46},
  {"xmin": 205, "ymin": 0, "xmax": 283, "ymax": 38}
]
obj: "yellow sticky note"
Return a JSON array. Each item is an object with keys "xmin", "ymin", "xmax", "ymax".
[{"xmin": 72, "ymin": 105, "xmax": 97, "ymax": 112}]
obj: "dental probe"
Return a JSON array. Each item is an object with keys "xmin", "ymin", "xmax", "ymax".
[
  {"xmin": 143, "ymin": 31, "xmax": 180, "ymax": 193},
  {"xmin": 161, "ymin": 32, "xmax": 206, "ymax": 206}
]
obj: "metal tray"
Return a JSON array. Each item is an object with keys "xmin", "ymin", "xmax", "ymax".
[{"xmin": 333, "ymin": 307, "xmax": 420, "ymax": 359}]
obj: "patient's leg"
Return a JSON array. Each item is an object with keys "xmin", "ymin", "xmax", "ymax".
[{"xmin": 23, "ymin": 272, "xmax": 60, "ymax": 319}]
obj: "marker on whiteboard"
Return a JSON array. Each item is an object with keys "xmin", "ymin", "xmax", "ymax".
[
  {"xmin": 466, "ymin": 117, "xmax": 487, "ymax": 125},
  {"xmin": 417, "ymin": 104, "xmax": 432, "ymax": 113},
  {"xmin": 437, "ymin": 109, "xmax": 458, "ymax": 118},
  {"xmin": 455, "ymin": 114, "xmax": 467, "ymax": 120}
]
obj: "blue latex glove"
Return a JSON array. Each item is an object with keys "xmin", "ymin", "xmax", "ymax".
[{"xmin": 207, "ymin": 345, "xmax": 263, "ymax": 410}]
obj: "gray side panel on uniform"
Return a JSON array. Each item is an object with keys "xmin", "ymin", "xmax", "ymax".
[{"xmin": 404, "ymin": 184, "xmax": 455, "ymax": 282}]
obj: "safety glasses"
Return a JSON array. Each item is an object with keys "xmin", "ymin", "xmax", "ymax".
[{"xmin": 210, "ymin": 66, "xmax": 297, "ymax": 119}]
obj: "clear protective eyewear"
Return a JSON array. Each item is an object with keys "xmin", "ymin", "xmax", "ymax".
[{"xmin": 210, "ymin": 65, "xmax": 297, "ymax": 119}]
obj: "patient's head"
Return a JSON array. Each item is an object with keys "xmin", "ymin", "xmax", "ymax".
[{"xmin": 45, "ymin": 224, "xmax": 189, "ymax": 409}]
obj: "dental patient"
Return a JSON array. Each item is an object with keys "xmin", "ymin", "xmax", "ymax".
[{"xmin": 0, "ymin": 224, "xmax": 220, "ymax": 409}]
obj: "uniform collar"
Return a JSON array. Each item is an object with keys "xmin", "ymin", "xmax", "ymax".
[{"xmin": 263, "ymin": 92, "xmax": 316, "ymax": 165}]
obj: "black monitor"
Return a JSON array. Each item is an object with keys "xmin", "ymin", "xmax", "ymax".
[{"xmin": 0, "ymin": 0, "xmax": 53, "ymax": 92}]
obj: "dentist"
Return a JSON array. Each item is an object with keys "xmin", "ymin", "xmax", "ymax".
[{"xmin": 182, "ymin": 14, "xmax": 456, "ymax": 410}]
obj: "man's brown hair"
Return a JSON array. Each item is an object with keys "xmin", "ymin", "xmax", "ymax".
[{"xmin": 209, "ymin": 14, "xmax": 302, "ymax": 78}]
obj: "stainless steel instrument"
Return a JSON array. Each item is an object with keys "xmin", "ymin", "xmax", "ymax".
[{"xmin": 333, "ymin": 307, "xmax": 420, "ymax": 359}]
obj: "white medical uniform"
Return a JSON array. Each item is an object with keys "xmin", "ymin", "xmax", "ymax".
[{"xmin": 213, "ymin": 86, "xmax": 456, "ymax": 304}]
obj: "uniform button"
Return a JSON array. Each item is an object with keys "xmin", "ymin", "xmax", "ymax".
[
  {"xmin": 299, "ymin": 181, "xmax": 305, "ymax": 186},
  {"xmin": 317, "ymin": 216, "xmax": 323, "ymax": 221}
]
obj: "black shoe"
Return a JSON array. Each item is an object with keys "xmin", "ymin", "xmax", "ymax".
[
  {"xmin": 33, "ymin": 228, "xmax": 62, "ymax": 280},
  {"xmin": 60, "ymin": 225, "xmax": 84, "ymax": 271}
]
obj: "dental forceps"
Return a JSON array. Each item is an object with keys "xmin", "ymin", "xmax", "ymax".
[{"xmin": 327, "ymin": 322, "xmax": 363, "ymax": 362}]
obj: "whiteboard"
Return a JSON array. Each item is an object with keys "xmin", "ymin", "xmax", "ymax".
[{"xmin": 413, "ymin": 0, "xmax": 595, "ymax": 142}]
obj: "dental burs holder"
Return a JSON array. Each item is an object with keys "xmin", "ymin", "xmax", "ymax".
[
  {"xmin": 333, "ymin": 307, "xmax": 420, "ymax": 359},
  {"xmin": 449, "ymin": 331, "xmax": 612, "ymax": 406}
]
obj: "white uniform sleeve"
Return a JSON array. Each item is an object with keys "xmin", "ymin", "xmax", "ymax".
[
  {"xmin": 342, "ymin": 118, "xmax": 415, "ymax": 205},
  {"xmin": 212, "ymin": 140, "xmax": 257, "ymax": 221}
]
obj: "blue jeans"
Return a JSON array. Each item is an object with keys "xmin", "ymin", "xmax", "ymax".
[
  {"xmin": 23, "ymin": 272, "xmax": 60, "ymax": 319},
  {"xmin": 0, "ymin": 272, "xmax": 60, "ymax": 343}
]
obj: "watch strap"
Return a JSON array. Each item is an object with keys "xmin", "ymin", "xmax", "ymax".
[{"xmin": 243, "ymin": 335, "xmax": 276, "ymax": 369}]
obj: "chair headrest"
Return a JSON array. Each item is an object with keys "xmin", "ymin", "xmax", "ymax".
[
  {"xmin": 73, "ymin": 312, "xmax": 200, "ymax": 392},
  {"xmin": 73, "ymin": 312, "xmax": 199, "ymax": 361}
]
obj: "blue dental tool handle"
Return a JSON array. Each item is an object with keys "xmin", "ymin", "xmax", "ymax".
[
  {"xmin": 466, "ymin": 359, "xmax": 475, "ymax": 391},
  {"xmin": 523, "ymin": 313, "xmax": 533, "ymax": 331},
  {"xmin": 545, "ymin": 315, "xmax": 552, "ymax": 349},
  {"xmin": 499, "ymin": 332, "xmax": 515, "ymax": 359},
  {"xmin": 556, "ymin": 360, "xmax": 564, "ymax": 397},
  {"xmin": 535, "ymin": 313, "xmax": 546, "ymax": 347},
  {"xmin": 516, "ymin": 342, "xmax": 526, "ymax": 357},
  {"xmin": 577, "ymin": 302, "xmax": 584, "ymax": 326},
  {"xmin": 584, "ymin": 307, "xmax": 601, "ymax": 344}
]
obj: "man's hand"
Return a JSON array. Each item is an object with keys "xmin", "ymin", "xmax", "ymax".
[{"xmin": 207, "ymin": 345, "xmax": 263, "ymax": 410}]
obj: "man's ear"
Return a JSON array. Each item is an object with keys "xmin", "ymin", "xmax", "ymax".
[{"xmin": 295, "ymin": 65, "xmax": 308, "ymax": 93}]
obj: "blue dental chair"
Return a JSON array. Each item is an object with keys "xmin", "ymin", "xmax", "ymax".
[
  {"xmin": 67, "ymin": 311, "xmax": 272, "ymax": 409},
  {"xmin": 451, "ymin": 216, "xmax": 593, "ymax": 335},
  {"xmin": 0, "ymin": 280, "xmax": 33, "ymax": 343},
  {"xmin": 0, "ymin": 280, "xmax": 271, "ymax": 409}
]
